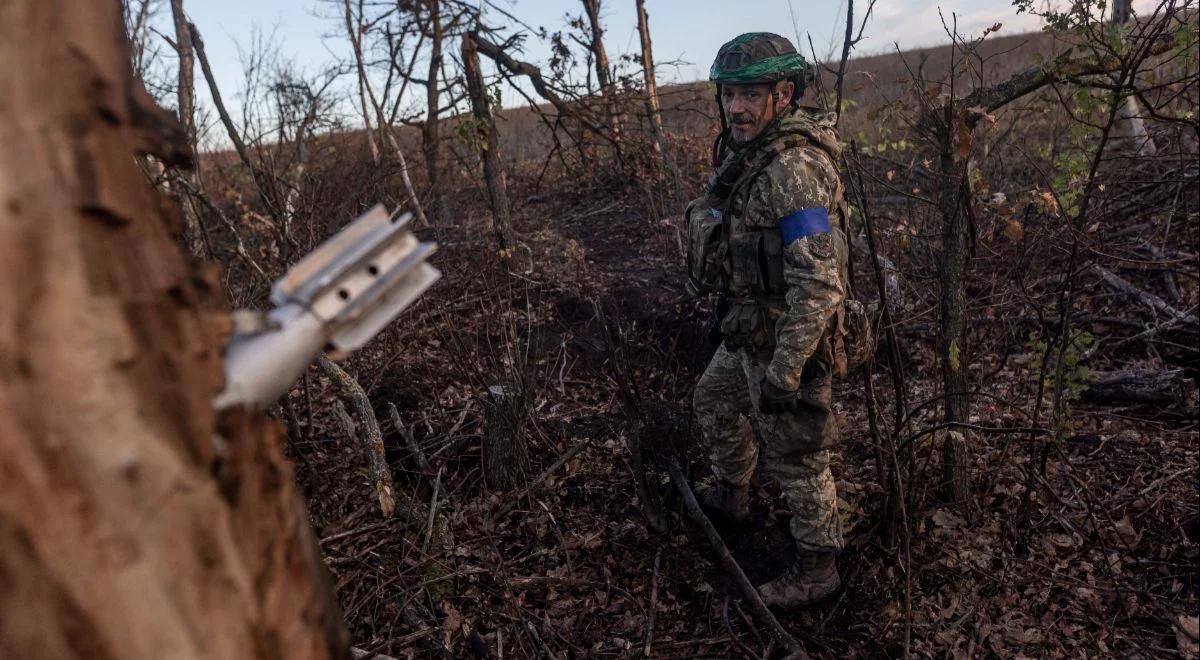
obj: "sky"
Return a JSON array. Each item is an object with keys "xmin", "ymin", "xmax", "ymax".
[{"xmin": 160, "ymin": 0, "xmax": 1156, "ymax": 145}]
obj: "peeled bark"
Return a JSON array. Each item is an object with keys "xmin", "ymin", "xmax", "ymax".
[{"xmin": 0, "ymin": 4, "xmax": 347, "ymax": 658}]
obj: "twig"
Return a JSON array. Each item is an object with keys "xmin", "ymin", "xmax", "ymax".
[
  {"xmin": 319, "ymin": 521, "xmax": 389, "ymax": 545},
  {"xmin": 422, "ymin": 467, "xmax": 443, "ymax": 553},
  {"xmin": 351, "ymin": 647, "xmax": 400, "ymax": 660},
  {"xmin": 389, "ymin": 402, "xmax": 436, "ymax": 477},
  {"xmin": 493, "ymin": 437, "xmax": 591, "ymax": 518},
  {"xmin": 665, "ymin": 457, "xmax": 807, "ymax": 659},
  {"xmin": 643, "ymin": 546, "xmax": 663, "ymax": 656},
  {"xmin": 722, "ymin": 597, "xmax": 759, "ymax": 659}
]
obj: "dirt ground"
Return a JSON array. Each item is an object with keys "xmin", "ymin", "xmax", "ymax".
[{"xmin": 280, "ymin": 153, "xmax": 1198, "ymax": 658}]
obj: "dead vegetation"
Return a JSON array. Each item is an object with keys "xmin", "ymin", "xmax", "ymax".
[
  {"xmin": 4, "ymin": 1, "xmax": 1195, "ymax": 658},
  {"xmin": 176, "ymin": 1, "xmax": 1198, "ymax": 656}
]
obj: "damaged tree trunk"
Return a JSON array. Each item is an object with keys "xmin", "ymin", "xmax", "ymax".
[
  {"xmin": 422, "ymin": 0, "xmax": 449, "ymax": 225},
  {"xmin": 635, "ymin": 0, "xmax": 664, "ymax": 153},
  {"xmin": 581, "ymin": 0, "xmax": 619, "ymax": 137},
  {"xmin": 462, "ymin": 32, "xmax": 514, "ymax": 258},
  {"xmin": 168, "ymin": 0, "xmax": 206, "ymax": 259},
  {"xmin": 0, "ymin": 3, "xmax": 347, "ymax": 658}
]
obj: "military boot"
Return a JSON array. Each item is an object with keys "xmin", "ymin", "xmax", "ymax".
[
  {"xmin": 757, "ymin": 551, "xmax": 840, "ymax": 608},
  {"xmin": 694, "ymin": 479, "xmax": 750, "ymax": 524}
]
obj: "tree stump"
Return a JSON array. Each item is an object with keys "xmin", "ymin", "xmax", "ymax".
[{"xmin": 482, "ymin": 385, "xmax": 529, "ymax": 491}]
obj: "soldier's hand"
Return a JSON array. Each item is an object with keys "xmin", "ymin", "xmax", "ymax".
[{"xmin": 757, "ymin": 376, "xmax": 799, "ymax": 414}]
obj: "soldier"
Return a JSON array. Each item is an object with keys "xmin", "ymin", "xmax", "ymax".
[{"xmin": 685, "ymin": 32, "xmax": 849, "ymax": 608}]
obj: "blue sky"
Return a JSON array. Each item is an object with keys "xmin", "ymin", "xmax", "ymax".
[
  {"xmin": 184, "ymin": 0, "xmax": 1044, "ymax": 88},
  {"xmin": 157, "ymin": 0, "xmax": 1152, "ymax": 145}
]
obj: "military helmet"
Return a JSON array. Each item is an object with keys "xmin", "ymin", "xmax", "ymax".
[{"xmin": 709, "ymin": 32, "xmax": 812, "ymax": 85}]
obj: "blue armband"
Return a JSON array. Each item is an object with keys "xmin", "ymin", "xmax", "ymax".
[{"xmin": 779, "ymin": 207, "xmax": 831, "ymax": 245}]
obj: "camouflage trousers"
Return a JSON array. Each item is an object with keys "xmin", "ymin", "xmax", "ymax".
[{"xmin": 694, "ymin": 343, "xmax": 844, "ymax": 552}]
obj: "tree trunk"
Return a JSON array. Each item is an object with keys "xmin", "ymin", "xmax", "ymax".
[
  {"xmin": 344, "ymin": 0, "xmax": 381, "ymax": 166},
  {"xmin": 581, "ymin": 0, "xmax": 620, "ymax": 137},
  {"xmin": 635, "ymin": 0, "xmax": 678, "ymax": 182},
  {"xmin": 462, "ymin": 33, "xmax": 514, "ymax": 257},
  {"xmin": 168, "ymin": 0, "xmax": 206, "ymax": 258},
  {"xmin": 422, "ymin": 0, "xmax": 448, "ymax": 224},
  {"xmin": 482, "ymin": 385, "xmax": 529, "ymax": 491},
  {"xmin": 0, "ymin": 4, "xmax": 348, "ymax": 658},
  {"xmin": 342, "ymin": 0, "xmax": 427, "ymax": 227},
  {"xmin": 937, "ymin": 122, "xmax": 972, "ymax": 507}
]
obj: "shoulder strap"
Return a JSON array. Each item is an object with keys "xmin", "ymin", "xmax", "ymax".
[{"xmin": 724, "ymin": 133, "xmax": 814, "ymax": 214}]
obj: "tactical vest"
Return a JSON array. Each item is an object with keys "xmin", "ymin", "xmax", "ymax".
[
  {"xmin": 715, "ymin": 127, "xmax": 847, "ymax": 348},
  {"xmin": 718, "ymin": 131, "xmax": 835, "ymax": 301}
]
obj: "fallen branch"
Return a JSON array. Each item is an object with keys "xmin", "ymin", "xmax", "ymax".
[
  {"xmin": 319, "ymin": 356, "xmax": 396, "ymax": 518},
  {"xmin": 1089, "ymin": 264, "xmax": 1198, "ymax": 326},
  {"xmin": 665, "ymin": 457, "xmax": 807, "ymax": 659},
  {"xmin": 722, "ymin": 597, "xmax": 759, "ymax": 659},
  {"xmin": 643, "ymin": 545, "xmax": 663, "ymax": 657},
  {"xmin": 1083, "ymin": 368, "xmax": 1196, "ymax": 406}
]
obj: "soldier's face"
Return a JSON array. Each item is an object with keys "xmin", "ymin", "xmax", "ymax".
[{"xmin": 721, "ymin": 81, "xmax": 794, "ymax": 143}]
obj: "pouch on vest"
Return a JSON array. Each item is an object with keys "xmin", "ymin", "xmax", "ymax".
[
  {"xmin": 730, "ymin": 230, "xmax": 786, "ymax": 297},
  {"xmin": 685, "ymin": 200, "xmax": 726, "ymax": 296},
  {"xmin": 832, "ymin": 298, "xmax": 874, "ymax": 378},
  {"xmin": 718, "ymin": 300, "xmax": 769, "ymax": 349}
]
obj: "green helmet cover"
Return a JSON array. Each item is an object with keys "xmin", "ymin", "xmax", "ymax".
[{"xmin": 710, "ymin": 32, "xmax": 811, "ymax": 84}]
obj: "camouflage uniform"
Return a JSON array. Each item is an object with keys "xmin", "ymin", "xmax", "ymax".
[{"xmin": 690, "ymin": 106, "xmax": 847, "ymax": 553}]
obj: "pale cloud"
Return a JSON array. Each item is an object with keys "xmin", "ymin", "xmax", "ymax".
[{"xmin": 858, "ymin": 0, "xmax": 1168, "ymax": 56}]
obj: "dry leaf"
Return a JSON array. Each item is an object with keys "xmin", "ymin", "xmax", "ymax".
[
  {"xmin": 1113, "ymin": 515, "xmax": 1140, "ymax": 547},
  {"xmin": 932, "ymin": 509, "xmax": 964, "ymax": 530},
  {"xmin": 441, "ymin": 603, "xmax": 463, "ymax": 647},
  {"xmin": 1179, "ymin": 614, "xmax": 1200, "ymax": 640},
  {"xmin": 953, "ymin": 114, "xmax": 973, "ymax": 161},
  {"xmin": 1038, "ymin": 190, "xmax": 1059, "ymax": 214},
  {"xmin": 1003, "ymin": 219, "xmax": 1025, "ymax": 241},
  {"xmin": 1179, "ymin": 614, "xmax": 1200, "ymax": 659}
]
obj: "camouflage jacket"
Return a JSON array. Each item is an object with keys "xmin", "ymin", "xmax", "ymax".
[{"xmin": 690, "ymin": 107, "xmax": 848, "ymax": 391}]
